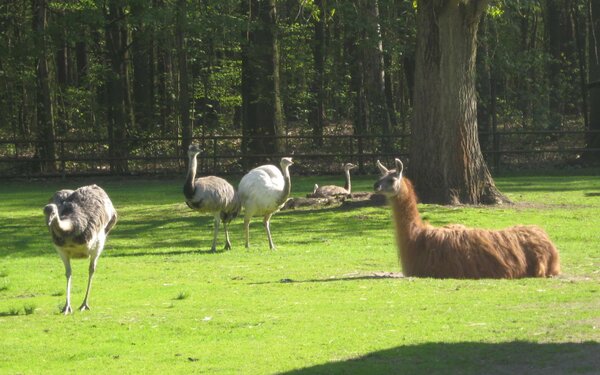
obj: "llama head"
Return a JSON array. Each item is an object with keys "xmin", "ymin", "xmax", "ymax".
[
  {"xmin": 188, "ymin": 144, "xmax": 201, "ymax": 158},
  {"xmin": 373, "ymin": 158, "xmax": 404, "ymax": 197}
]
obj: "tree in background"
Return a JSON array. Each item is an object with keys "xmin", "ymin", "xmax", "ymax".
[
  {"xmin": 176, "ymin": 0, "xmax": 192, "ymax": 156},
  {"xmin": 586, "ymin": 0, "xmax": 600, "ymax": 159},
  {"xmin": 410, "ymin": 0, "xmax": 509, "ymax": 204},
  {"xmin": 310, "ymin": 0, "xmax": 327, "ymax": 147},
  {"xmin": 241, "ymin": 0, "xmax": 285, "ymax": 166},
  {"xmin": 0, "ymin": 0, "xmax": 596, "ymax": 177},
  {"xmin": 103, "ymin": 0, "xmax": 133, "ymax": 173},
  {"xmin": 32, "ymin": 0, "xmax": 56, "ymax": 172}
]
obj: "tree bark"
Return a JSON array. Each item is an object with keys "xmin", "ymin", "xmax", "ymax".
[
  {"xmin": 586, "ymin": 0, "xmax": 600, "ymax": 160},
  {"xmin": 104, "ymin": 0, "xmax": 131, "ymax": 173},
  {"xmin": 32, "ymin": 0, "xmax": 56, "ymax": 172},
  {"xmin": 241, "ymin": 0, "xmax": 285, "ymax": 166},
  {"xmin": 346, "ymin": 14, "xmax": 368, "ymax": 171},
  {"xmin": 131, "ymin": 1, "xmax": 155, "ymax": 134},
  {"xmin": 365, "ymin": 0, "xmax": 393, "ymax": 153},
  {"xmin": 410, "ymin": 0, "xmax": 509, "ymax": 205},
  {"xmin": 546, "ymin": 0, "xmax": 563, "ymax": 130},
  {"xmin": 176, "ymin": 0, "xmax": 192, "ymax": 157},
  {"xmin": 310, "ymin": 0, "xmax": 326, "ymax": 147}
]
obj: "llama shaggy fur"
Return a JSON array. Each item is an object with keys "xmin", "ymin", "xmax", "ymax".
[{"xmin": 374, "ymin": 159, "xmax": 560, "ymax": 279}]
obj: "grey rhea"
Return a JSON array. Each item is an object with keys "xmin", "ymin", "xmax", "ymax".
[
  {"xmin": 184, "ymin": 144, "xmax": 241, "ymax": 252},
  {"xmin": 313, "ymin": 162, "xmax": 357, "ymax": 197},
  {"xmin": 43, "ymin": 185, "xmax": 117, "ymax": 314}
]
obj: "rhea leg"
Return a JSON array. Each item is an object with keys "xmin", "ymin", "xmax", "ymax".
[
  {"xmin": 80, "ymin": 235, "xmax": 104, "ymax": 312},
  {"xmin": 244, "ymin": 216, "xmax": 251, "ymax": 248},
  {"xmin": 211, "ymin": 215, "xmax": 220, "ymax": 252},
  {"xmin": 264, "ymin": 214, "xmax": 275, "ymax": 249},
  {"xmin": 223, "ymin": 222, "xmax": 232, "ymax": 250},
  {"xmin": 59, "ymin": 252, "xmax": 73, "ymax": 314},
  {"xmin": 79, "ymin": 255, "xmax": 98, "ymax": 311}
]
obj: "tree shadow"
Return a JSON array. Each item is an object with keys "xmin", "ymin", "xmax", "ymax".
[{"xmin": 280, "ymin": 341, "xmax": 600, "ymax": 375}]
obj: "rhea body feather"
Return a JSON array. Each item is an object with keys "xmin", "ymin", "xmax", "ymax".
[
  {"xmin": 186, "ymin": 176, "xmax": 240, "ymax": 220},
  {"xmin": 313, "ymin": 163, "xmax": 356, "ymax": 197},
  {"xmin": 45, "ymin": 185, "xmax": 117, "ymax": 257},
  {"xmin": 238, "ymin": 158, "xmax": 293, "ymax": 249},
  {"xmin": 43, "ymin": 184, "xmax": 117, "ymax": 313},
  {"xmin": 239, "ymin": 164, "xmax": 288, "ymax": 216},
  {"xmin": 184, "ymin": 145, "xmax": 240, "ymax": 251}
]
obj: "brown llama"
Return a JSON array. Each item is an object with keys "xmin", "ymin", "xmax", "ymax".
[{"xmin": 373, "ymin": 159, "xmax": 560, "ymax": 279}]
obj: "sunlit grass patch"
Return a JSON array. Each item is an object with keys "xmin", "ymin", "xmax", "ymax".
[{"xmin": 0, "ymin": 171, "xmax": 598, "ymax": 374}]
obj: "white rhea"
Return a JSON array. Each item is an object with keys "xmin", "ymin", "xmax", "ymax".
[
  {"xmin": 43, "ymin": 185, "xmax": 117, "ymax": 314},
  {"xmin": 238, "ymin": 157, "xmax": 294, "ymax": 249},
  {"xmin": 184, "ymin": 144, "xmax": 241, "ymax": 252},
  {"xmin": 313, "ymin": 162, "xmax": 357, "ymax": 197}
]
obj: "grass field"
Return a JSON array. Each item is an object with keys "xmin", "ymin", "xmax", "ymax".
[{"xmin": 0, "ymin": 170, "xmax": 599, "ymax": 374}]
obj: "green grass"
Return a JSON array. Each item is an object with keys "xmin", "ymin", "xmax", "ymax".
[{"xmin": 0, "ymin": 171, "xmax": 599, "ymax": 374}]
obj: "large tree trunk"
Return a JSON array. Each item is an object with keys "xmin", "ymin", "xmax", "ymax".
[
  {"xmin": 131, "ymin": 1, "xmax": 155, "ymax": 134},
  {"xmin": 241, "ymin": 0, "xmax": 285, "ymax": 166},
  {"xmin": 310, "ymin": 0, "xmax": 326, "ymax": 147},
  {"xmin": 176, "ymin": 0, "xmax": 192, "ymax": 157},
  {"xmin": 365, "ymin": 0, "xmax": 393, "ymax": 153},
  {"xmin": 33, "ymin": 0, "xmax": 56, "ymax": 173},
  {"xmin": 104, "ymin": 0, "xmax": 131, "ymax": 173},
  {"xmin": 545, "ymin": 0, "xmax": 563, "ymax": 130},
  {"xmin": 346, "ymin": 16, "xmax": 368, "ymax": 171},
  {"xmin": 586, "ymin": 0, "xmax": 600, "ymax": 160},
  {"xmin": 410, "ymin": 0, "xmax": 509, "ymax": 205}
]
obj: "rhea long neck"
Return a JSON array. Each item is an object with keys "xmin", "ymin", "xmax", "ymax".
[
  {"xmin": 344, "ymin": 169, "xmax": 352, "ymax": 193},
  {"xmin": 184, "ymin": 153, "xmax": 198, "ymax": 200},
  {"xmin": 49, "ymin": 206, "xmax": 74, "ymax": 235},
  {"xmin": 277, "ymin": 164, "xmax": 292, "ymax": 206}
]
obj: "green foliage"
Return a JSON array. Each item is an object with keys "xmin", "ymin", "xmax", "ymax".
[{"xmin": 0, "ymin": 172, "xmax": 598, "ymax": 373}]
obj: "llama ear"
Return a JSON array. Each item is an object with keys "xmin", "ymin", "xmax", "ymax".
[
  {"xmin": 376, "ymin": 160, "xmax": 388, "ymax": 176},
  {"xmin": 394, "ymin": 158, "xmax": 404, "ymax": 179}
]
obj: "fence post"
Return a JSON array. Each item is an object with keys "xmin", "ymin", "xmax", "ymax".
[
  {"xmin": 60, "ymin": 140, "xmax": 66, "ymax": 180},
  {"xmin": 213, "ymin": 137, "xmax": 217, "ymax": 172}
]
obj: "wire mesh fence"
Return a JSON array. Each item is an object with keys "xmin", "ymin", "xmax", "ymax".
[{"xmin": 0, "ymin": 130, "xmax": 599, "ymax": 178}]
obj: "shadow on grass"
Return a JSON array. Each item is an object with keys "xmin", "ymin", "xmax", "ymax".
[
  {"xmin": 106, "ymin": 248, "xmax": 227, "ymax": 258},
  {"xmin": 280, "ymin": 341, "xmax": 600, "ymax": 375},
  {"xmin": 250, "ymin": 273, "xmax": 404, "ymax": 285}
]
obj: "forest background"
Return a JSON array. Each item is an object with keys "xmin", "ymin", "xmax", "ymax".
[{"xmin": 1, "ymin": 0, "xmax": 599, "ymax": 178}]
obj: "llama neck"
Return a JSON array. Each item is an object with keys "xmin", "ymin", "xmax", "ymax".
[
  {"xmin": 184, "ymin": 154, "xmax": 197, "ymax": 200},
  {"xmin": 344, "ymin": 169, "xmax": 351, "ymax": 193},
  {"xmin": 390, "ymin": 180, "xmax": 423, "ymax": 243},
  {"xmin": 277, "ymin": 165, "xmax": 292, "ymax": 206}
]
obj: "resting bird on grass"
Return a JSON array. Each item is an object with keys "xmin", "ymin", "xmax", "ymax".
[
  {"xmin": 43, "ymin": 185, "xmax": 117, "ymax": 314},
  {"xmin": 312, "ymin": 162, "xmax": 357, "ymax": 197},
  {"xmin": 238, "ymin": 157, "xmax": 294, "ymax": 249}
]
